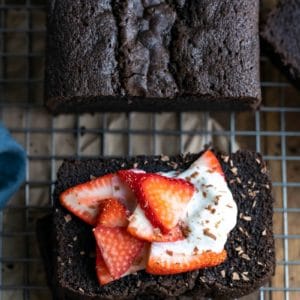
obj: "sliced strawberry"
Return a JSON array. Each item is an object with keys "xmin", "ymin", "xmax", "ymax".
[
  {"xmin": 111, "ymin": 175, "xmax": 137, "ymax": 212},
  {"xmin": 198, "ymin": 150, "xmax": 224, "ymax": 176},
  {"xmin": 95, "ymin": 246, "xmax": 114, "ymax": 285},
  {"xmin": 128, "ymin": 204, "xmax": 184, "ymax": 242},
  {"xmin": 94, "ymin": 226, "xmax": 144, "ymax": 279},
  {"xmin": 97, "ymin": 198, "xmax": 129, "ymax": 227},
  {"xmin": 135, "ymin": 173, "xmax": 195, "ymax": 233},
  {"xmin": 117, "ymin": 169, "xmax": 146, "ymax": 194},
  {"xmin": 147, "ymin": 248, "xmax": 227, "ymax": 275},
  {"xmin": 60, "ymin": 174, "xmax": 135, "ymax": 225}
]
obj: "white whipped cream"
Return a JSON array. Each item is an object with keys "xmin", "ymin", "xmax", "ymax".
[{"xmin": 150, "ymin": 155, "xmax": 237, "ymax": 258}]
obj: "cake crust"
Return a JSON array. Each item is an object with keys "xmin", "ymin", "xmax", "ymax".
[
  {"xmin": 45, "ymin": 0, "xmax": 261, "ymax": 113},
  {"xmin": 37, "ymin": 150, "xmax": 275, "ymax": 299}
]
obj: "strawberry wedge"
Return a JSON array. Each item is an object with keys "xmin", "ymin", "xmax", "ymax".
[
  {"xmin": 60, "ymin": 174, "xmax": 135, "ymax": 225},
  {"xmin": 147, "ymin": 248, "xmax": 227, "ymax": 275},
  {"xmin": 94, "ymin": 198, "xmax": 146, "ymax": 283},
  {"xmin": 127, "ymin": 204, "xmax": 184, "ymax": 242},
  {"xmin": 96, "ymin": 247, "xmax": 114, "ymax": 285},
  {"xmin": 118, "ymin": 170, "xmax": 195, "ymax": 234},
  {"xmin": 94, "ymin": 226, "xmax": 144, "ymax": 279}
]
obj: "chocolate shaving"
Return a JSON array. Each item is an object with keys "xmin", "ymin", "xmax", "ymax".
[
  {"xmin": 191, "ymin": 171, "xmax": 199, "ymax": 178},
  {"xmin": 203, "ymin": 228, "xmax": 217, "ymax": 240}
]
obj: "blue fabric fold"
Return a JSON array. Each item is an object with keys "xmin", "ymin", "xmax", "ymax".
[{"xmin": 0, "ymin": 122, "xmax": 26, "ymax": 209}]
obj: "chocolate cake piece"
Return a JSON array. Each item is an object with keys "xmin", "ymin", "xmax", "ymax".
[
  {"xmin": 261, "ymin": 0, "xmax": 300, "ymax": 88},
  {"xmin": 37, "ymin": 151, "xmax": 275, "ymax": 299},
  {"xmin": 45, "ymin": 0, "xmax": 261, "ymax": 113}
]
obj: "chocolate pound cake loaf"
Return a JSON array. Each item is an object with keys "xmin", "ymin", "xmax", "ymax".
[
  {"xmin": 261, "ymin": 0, "xmax": 300, "ymax": 88},
  {"xmin": 45, "ymin": 0, "xmax": 261, "ymax": 113},
  {"xmin": 37, "ymin": 150, "xmax": 275, "ymax": 299}
]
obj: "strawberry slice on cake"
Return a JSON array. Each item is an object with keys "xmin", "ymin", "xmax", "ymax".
[
  {"xmin": 118, "ymin": 170, "xmax": 195, "ymax": 234},
  {"xmin": 60, "ymin": 173, "xmax": 135, "ymax": 225},
  {"xmin": 93, "ymin": 198, "xmax": 146, "ymax": 284}
]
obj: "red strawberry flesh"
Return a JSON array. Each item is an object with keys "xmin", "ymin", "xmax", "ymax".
[
  {"xmin": 94, "ymin": 226, "xmax": 144, "ymax": 279},
  {"xmin": 136, "ymin": 174, "xmax": 195, "ymax": 233}
]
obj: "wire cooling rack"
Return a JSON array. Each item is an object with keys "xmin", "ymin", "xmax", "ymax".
[{"xmin": 1, "ymin": 1, "xmax": 300, "ymax": 300}]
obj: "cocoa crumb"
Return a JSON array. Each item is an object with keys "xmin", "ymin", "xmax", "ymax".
[
  {"xmin": 240, "ymin": 192, "xmax": 246, "ymax": 199},
  {"xmin": 202, "ymin": 191, "xmax": 207, "ymax": 198},
  {"xmin": 241, "ymin": 215, "xmax": 252, "ymax": 222},
  {"xmin": 161, "ymin": 155, "xmax": 169, "ymax": 162},
  {"xmin": 222, "ymin": 155, "xmax": 229, "ymax": 163},
  {"xmin": 170, "ymin": 162, "xmax": 178, "ymax": 169},
  {"xmin": 185, "ymin": 176, "xmax": 191, "ymax": 182},
  {"xmin": 193, "ymin": 246, "xmax": 199, "ymax": 254},
  {"xmin": 226, "ymin": 204, "xmax": 233, "ymax": 208},
  {"xmin": 64, "ymin": 214, "xmax": 72, "ymax": 223},
  {"xmin": 241, "ymin": 253, "xmax": 250, "ymax": 260},
  {"xmin": 242, "ymin": 273, "xmax": 250, "ymax": 281},
  {"xmin": 203, "ymin": 228, "xmax": 217, "ymax": 240},
  {"xmin": 230, "ymin": 167, "xmax": 238, "ymax": 175},
  {"xmin": 166, "ymin": 250, "xmax": 173, "ymax": 256},
  {"xmin": 114, "ymin": 185, "xmax": 120, "ymax": 191}
]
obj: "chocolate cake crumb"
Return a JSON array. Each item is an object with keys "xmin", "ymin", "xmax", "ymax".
[
  {"xmin": 161, "ymin": 155, "xmax": 169, "ymax": 162},
  {"xmin": 241, "ymin": 254, "xmax": 251, "ymax": 261},
  {"xmin": 230, "ymin": 167, "xmax": 238, "ymax": 175},
  {"xmin": 232, "ymin": 272, "xmax": 240, "ymax": 281},
  {"xmin": 242, "ymin": 273, "xmax": 250, "ymax": 281},
  {"xmin": 64, "ymin": 214, "xmax": 72, "ymax": 223}
]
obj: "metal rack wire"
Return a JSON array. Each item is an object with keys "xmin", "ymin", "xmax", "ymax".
[{"xmin": 0, "ymin": 1, "xmax": 300, "ymax": 300}]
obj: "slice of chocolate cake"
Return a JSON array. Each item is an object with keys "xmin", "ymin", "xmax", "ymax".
[
  {"xmin": 37, "ymin": 150, "xmax": 275, "ymax": 299},
  {"xmin": 45, "ymin": 1, "xmax": 261, "ymax": 113},
  {"xmin": 261, "ymin": 0, "xmax": 300, "ymax": 88}
]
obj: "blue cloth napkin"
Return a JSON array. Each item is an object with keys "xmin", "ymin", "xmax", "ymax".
[{"xmin": 0, "ymin": 122, "xmax": 26, "ymax": 209}]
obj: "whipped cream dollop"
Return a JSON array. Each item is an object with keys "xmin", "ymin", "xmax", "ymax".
[{"xmin": 150, "ymin": 155, "xmax": 237, "ymax": 258}]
